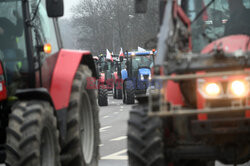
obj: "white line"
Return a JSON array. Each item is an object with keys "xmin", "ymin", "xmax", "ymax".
[
  {"xmin": 99, "ymin": 144, "xmax": 104, "ymax": 147},
  {"xmin": 114, "ymin": 112, "xmax": 118, "ymax": 114},
  {"xmin": 120, "ymin": 109, "xmax": 123, "ymax": 112},
  {"xmin": 101, "ymin": 149, "xmax": 128, "ymax": 160},
  {"xmin": 110, "ymin": 136, "xmax": 127, "ymax": 141},
  {"xmin": 100, "ymin": 126, "xmax": 112, "ymax": 132},
  {"xmin": 120, "ymin": 106, "xmax": 124, "ymax": 109},
  {"xmin": 103, "ymin": 115, "xmax": 110, "ymax": 119}
]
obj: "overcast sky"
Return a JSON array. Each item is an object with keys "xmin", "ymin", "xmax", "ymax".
[{"xmin": 63, "ymin": 0, "xmax": 80, "ymax": 18}]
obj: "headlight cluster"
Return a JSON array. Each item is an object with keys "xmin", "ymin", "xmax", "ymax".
[
  {"xmin": 140, "ymin": 74, "xmax": 151, "ymax": 81},
  {"xmin": 198, "ymin": 78, "xmax": 249, "ymax": 99}
]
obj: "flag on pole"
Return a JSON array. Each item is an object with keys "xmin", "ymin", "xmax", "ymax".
[
  {"xmin": 138, "ymin": 46, "xmax": 146, "ymax": 52},
  {"xmin": 119, "ymin": 48, "xmax": 124, "ymax": 57},
  {"xmin": 106, "ymin": 49, "xmax": 113, "ymax": 61}
]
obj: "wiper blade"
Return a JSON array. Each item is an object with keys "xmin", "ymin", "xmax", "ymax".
[{"xmin": 192, "ymin": 0, "xmax": 215, "ymax": 24}]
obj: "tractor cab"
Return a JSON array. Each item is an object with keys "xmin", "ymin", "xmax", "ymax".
[
  {"xmin": 0, "ymin": 1, "xmax": 29, "ymax": 96},
  {"xmin": 125, "ymin": 51, "xmax": 154, "ymax": 82}
]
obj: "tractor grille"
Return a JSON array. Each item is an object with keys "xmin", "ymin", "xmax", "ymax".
[{"xmin": 143, "ymin": 75, "xmax": 149, "ymax": 80}]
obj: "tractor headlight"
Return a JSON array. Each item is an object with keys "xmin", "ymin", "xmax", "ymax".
[
  {"xmin": 198, "ymin": 78, "xmax": 249, "ymax": 99},
  {"xmin": 229, "ymin": 80, "xmax": 249, "ymax": 98},
  {"xmin": 205, "ymin": 83, "xmax": 221, "ymax": 97},
  {"xmin": 140, "ymin": 74, "xmax": 144, "ymax": 81},
  {"xmin": 198, "ymin": 79, "xmax": 222, "ymax": 99}
]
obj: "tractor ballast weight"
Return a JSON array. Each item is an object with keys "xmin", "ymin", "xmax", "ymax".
[
  {"xmin": 0, "ymin": 0, "xmax": 100, "ymax": 165},
  {"xmin": 128, "ymin": 0, "xmax": 250, "ymax": 165}
]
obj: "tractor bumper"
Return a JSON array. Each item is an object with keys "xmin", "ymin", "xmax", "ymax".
[{"xmin": 191, "ymin": 117, "xmax": 250, "ymax": 136}]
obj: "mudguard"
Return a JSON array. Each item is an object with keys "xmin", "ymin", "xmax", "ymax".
[
  {"xmin": 113, "ymin": 72, "xmax": 118, "ymax": 80},
  {"xmin": 121, "ymin": 69, "xmax": 128, "ymax": 80},
  {"xmin": 50, "ymin": 49, "xmax": 94, "ymax": 110}
]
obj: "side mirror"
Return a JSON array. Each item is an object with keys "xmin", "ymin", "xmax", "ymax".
[
  {"xmin": 134, "ymin": 0, "xmax": 148, "ymax": 13},
  {"xmin": 120, "ymin": 56, "xmax": 124, "ymax": 62},
  {"xmin": 46, "ymin": 0, "xmax": 64, "ymax": 17}
]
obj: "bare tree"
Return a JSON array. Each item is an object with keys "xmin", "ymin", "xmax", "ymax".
[{"xmin": 67, "ymin": 0, "xmax": 159, "ymax": 55}]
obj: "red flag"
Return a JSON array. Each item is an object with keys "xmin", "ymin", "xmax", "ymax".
[{"xmin": 119, "ymin": 48, "xmax": 124, "ymax": 57}]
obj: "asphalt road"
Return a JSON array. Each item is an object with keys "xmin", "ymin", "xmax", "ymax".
[{"xmin": 99, "ymin": 95, "xmax": 131, "ymax": 166}]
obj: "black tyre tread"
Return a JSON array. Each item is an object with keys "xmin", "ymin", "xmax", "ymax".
[
  {"xmin": 113, "ymin": 83, "xmax": 117, "ymax": 99},
  {"xmin": 6, "ymin": 102, "xmax": 26, "ymax": 166},
  {"xmin": 61, "ymin": 65, "xmax": 100, "ymax": 166},
  {"xmin": 98, "ymin": 88, "xmax": 108, "ymax": 106},
  {"xmin": 127, "ymin": 104, "xmax": 165, "ymax": 166},
  {"xmin": 117, "ymin": 89, "xmax": 122, "ymax": 99},
  {"xmin": 6, "ymin": 101, "xmax": 60, "ymax": 166},
  {"xmin": 125, "ymin": 81, "xmax": 135, "ymax": 104}
]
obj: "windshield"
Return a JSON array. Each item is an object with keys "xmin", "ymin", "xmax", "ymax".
[
  {"xmin": 132, "ymin": 54, "xmax": 153, "ymax": 70},
  {"xmin": 0, "ymin": 0, "xmax": 28, "ymax": 91},
  {"xmin": 182, "ymin": 0, "xmax": 250, "ymax": 52}
]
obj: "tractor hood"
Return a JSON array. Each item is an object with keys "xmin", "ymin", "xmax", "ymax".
[
  {"xmin": 202, "ymin": 35, "xmax": 250, "ymax": 54},
  {"xmin": 138, "ymin": 68, "xmax": 151, "ymax": 76},
  {"xmin": 165, "ymin": 35, "xmax": 250, "ymax": 74}
]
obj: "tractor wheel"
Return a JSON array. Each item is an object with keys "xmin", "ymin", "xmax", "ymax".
[
  {"xmin": 98, "ymin": 88, "xmax": 108, "ymax": 106},
  {"xmin": 127, "ymin": 104, "xmax": 165, "ymax": 166},
  {"xmin": 117, "ymin": 88, "xmax": 122, "ymax": 99},
  {"xmin": 127, "ymin": 104, "xmax": 214, "ymax": 166},
  {"xmin": 122, "ymin": 84, "xmax": 127, "ymax": 104},
  {"xmin": 61, "ymin": 65, "xmax": 99, "ymax": 166},
  {"xmin": 125, "ymin": 80, "xmax": 135, "ymax": 104},
  {"xmin": 6, "ymin": 101, "xmax": 60, "ymax": 166}
]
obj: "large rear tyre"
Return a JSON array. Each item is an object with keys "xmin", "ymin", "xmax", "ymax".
[
  {"xmin": 61, "ymin": 65, "xmax": 100, "ymax": 166},
  {"xmin": 125, "ymin": 80, "xmax": 135, "ymax": 104},
  {"xmin": 98, "ymin": 88, "xmax": 108, "ymax": 106},
  {"xmin": 127, "ymin": 104, "xmax": 164, "ymax": 166},
  {"xmin": 6, "ymin": 101, "xmax": 60, "ymax": 166}
]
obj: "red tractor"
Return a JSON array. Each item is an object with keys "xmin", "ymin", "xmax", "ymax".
[
  {"xmin": 96, "ymin": 54, "xmax": 114, "ymax": 106},
  {"xmin": 128, "ymin": 0, "xmax": 250, "ymax": 165},
  {"xmin": 0, "ymin": 0, "xmax": 99, "ymax": 166}
]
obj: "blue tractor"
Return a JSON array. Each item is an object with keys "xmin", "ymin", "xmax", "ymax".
[{"xmin": 121, "ymin": 51, "xmax": 155, "ymax": 104}]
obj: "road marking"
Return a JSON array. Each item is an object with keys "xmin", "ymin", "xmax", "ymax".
[
  {"xmin": 100, "ymin": 126, "xmax": 112, "ymax": 132},
  {"xmin": 120, "ymin": 109, "xmax": 123, "ymax": 112},
  {"xmin": 112, "ymin": 101, "xmax": 115, "ymax": 104},
  {"xmin": 120, "ymin": 106, "xmax": 124, "ymax": 109},
  {"xmin": 110, "ymin": 136, "xmax": 127, "ymax": 141},
  {"xmin": 99, "ymin": 144, "xmax": 104, "ymax": 147},
  {"xmin": 114, "ymin": 112, "xmax": 118, "ymax": 114},
  {"xmin": 101, "ymin": 149, "xmax": 128, "ymax": 160},
  {"xmin": 103, "ymin": 115, "xmax": 110, "ymax": 119}
]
